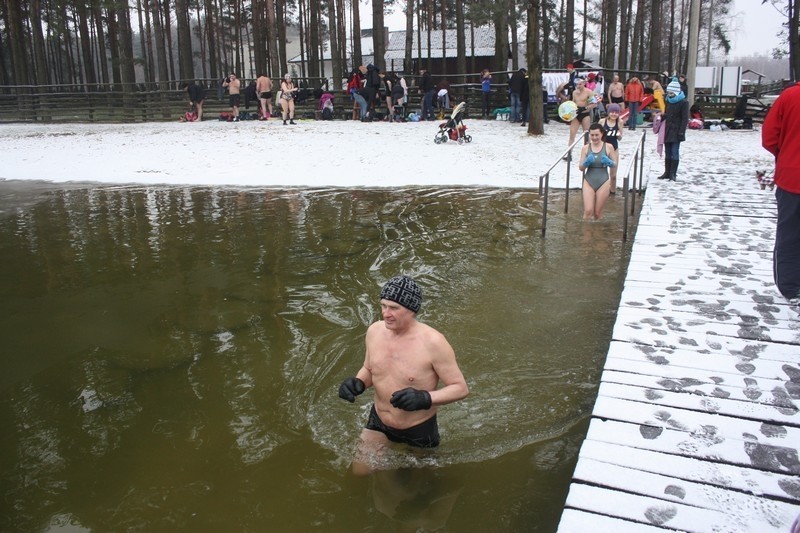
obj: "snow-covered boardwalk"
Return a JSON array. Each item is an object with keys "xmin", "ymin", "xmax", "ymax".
[{"xmin": 559, "ymin": 152, "xmax": 800, "ymax": 532}]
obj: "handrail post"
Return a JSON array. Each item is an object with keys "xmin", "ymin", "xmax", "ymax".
[
  {"xmin": 622, "ymin": 176, "xmax": 630, "ymax": 242},
  {"xmin": 564, "ymin": 150, "xmax": 571, "ymax": 213},
  {"xmin": 541, "ymin": 171, "xmax": 549, "ymax": 237},
  {"xmin": 638, "ymin": 131, "xmax": 646, "ymax": 196}
]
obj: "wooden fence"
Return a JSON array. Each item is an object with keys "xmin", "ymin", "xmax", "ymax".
[{"xmin": 0, "ymin": 83, "xmax": 748, "ymax": 124}]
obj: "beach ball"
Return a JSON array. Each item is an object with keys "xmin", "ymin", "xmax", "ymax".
[{"xmin": 558, "ymin": 100, "xmax": 578, "ymax": 121}]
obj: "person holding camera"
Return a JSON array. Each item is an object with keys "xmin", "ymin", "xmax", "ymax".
[{"xmin": 222, "ymin": 72, "xmax": 241, "ymax": 121}]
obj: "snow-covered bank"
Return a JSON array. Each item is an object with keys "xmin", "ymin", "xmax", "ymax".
[{"xmin": 0, "ymin": 119, "xmax": 774, "ymax": 189}]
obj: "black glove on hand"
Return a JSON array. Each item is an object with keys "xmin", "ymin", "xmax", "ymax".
[
  {"xmin": 390, "ymin": 388, "xmax": 432, "ymax": 411},
  {"xmin": 338, "ymin": 377, "xmax": 365, "ymax": 402}
]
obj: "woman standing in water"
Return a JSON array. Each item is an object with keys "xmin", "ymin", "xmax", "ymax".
[{"xmin": 578, "ymin": 123, "xmax": 617, "ymax": 221}]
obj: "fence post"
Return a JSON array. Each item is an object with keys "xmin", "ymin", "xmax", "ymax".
[{"xmin": 622, "ymin": 176, "xmax": 630, "ymax": 242}]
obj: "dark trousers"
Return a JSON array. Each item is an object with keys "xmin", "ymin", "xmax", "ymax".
[
  {"xmin": 482, "ymin": 92, "xmax": 491, "ymax": 116},
  {"xmin": 774, "ymin": 187, "xmax": 800, "ymax": 300}
]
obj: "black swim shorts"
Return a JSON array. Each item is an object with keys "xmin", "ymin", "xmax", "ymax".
[
  {"xmin": 229, "ymin": 94, "xmax": 241, "ymax": 107},
  {"xmin": 260, "ymin": 91, "xmax": 272, "ymax": 100},
  {"xmin": 366, "ymin": 404, "xmax": 440, "ymax": 448}
]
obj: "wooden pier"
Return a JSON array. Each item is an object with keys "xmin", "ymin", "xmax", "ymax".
[{"xmin": 559, "ymin": 154, "xmax": 800, "ymax": 531}]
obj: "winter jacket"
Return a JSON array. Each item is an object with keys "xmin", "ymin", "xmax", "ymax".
[
  {"xmin": 419, "ymin": 72, "xmax": 434, "ymax": 93},
  {"xmin": 762, "ymin": 81, "xmax": 800, "ymax": 194},
  {"xmin": 624, "ymin": 78, "xmax": 644, "ymax": 103},
  {"xmin": 664, "ymin": 99, "xmax": 689, "ymax": 144},
  {"xmin": 508, "ymin": 69, "xmax": 526, "ymax": 95}
]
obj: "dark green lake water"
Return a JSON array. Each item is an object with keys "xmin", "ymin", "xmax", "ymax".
[{"xmin": 0, "ymin": 181, "xmax": 635, "ymax": 531}]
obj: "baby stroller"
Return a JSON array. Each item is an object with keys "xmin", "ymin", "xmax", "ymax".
[{"xmin": 434, "ymin": 102, "xmax": 472, "ymax": 144}]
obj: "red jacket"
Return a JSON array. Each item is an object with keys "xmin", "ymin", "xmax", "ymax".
[
  {"xmin": 762, "ymin": 82, "xmax": 800, "ymax": 194},
  {"xmin": 624, "ymin": 78, "xmax": 644, "ymax": 103}
]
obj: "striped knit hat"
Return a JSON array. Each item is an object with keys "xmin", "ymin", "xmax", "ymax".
[{"xmin": 667, "ymin": 77, "xmax": 681, "ymax": 95}]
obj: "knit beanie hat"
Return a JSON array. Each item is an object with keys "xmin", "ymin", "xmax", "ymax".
[
  {"xmin": 607, "ymin": 103, "xmax": 621, "ymax": 114},
  {"xmin": 667, "ymin": 77, "xmax": 681, "ymax": 95},
  {"xmin": 380, "ymin": 275, "xmax": 422, "ymax": 313}
]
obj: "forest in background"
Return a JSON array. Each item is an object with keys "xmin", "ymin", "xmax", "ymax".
[{"xmin": 0, "ymin": 0, "xmax": 796, "ymax": 93}]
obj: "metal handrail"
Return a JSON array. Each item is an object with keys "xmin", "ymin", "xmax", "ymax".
[
  {"xmin": 537, "ymin": 133, "xmax": 589, "ymax": 237},
  {"xmin": 537, "ymin": 130, "xmax": 647, "ymax": 241},
  {"xmin": 620, "ymin": 131, "xmax": 647, "ymax": 242}
]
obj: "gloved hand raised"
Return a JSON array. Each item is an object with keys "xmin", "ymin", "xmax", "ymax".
[
  {"xmin": 582, "ymin": 152, "xmax": 597, "ymax": 167},
  {"xmin": 600, "ymin": 154, "xmax": 616, "ymax": 167},
  {"xmin": 338, "ymin": 377, "xmax": 365, "ymax": 402},
  {"xmin": 390, "ymin": 388, "xmax": 432, "ymax": 411}
]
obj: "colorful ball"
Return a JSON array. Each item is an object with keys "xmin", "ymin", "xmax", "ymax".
[{"xmin": 558, "ymin": 100, "xmax": 578, "ymax": 121}]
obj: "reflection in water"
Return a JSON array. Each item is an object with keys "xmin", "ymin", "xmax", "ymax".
[
  {"xmin": 371, "ymin": 468, "xmax": 462, "ymax": 530},
  {"xmin": 0, "ymin": 183, "xmax": 636, "ymax": 531}
]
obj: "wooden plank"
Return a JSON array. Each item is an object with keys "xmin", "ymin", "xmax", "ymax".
[
  {"xmin": 612, "ymin": 308, "xmax": 800, "ymax": 346},
  {"xmin": 571, "ymin": 458, "xmax": 800, "ymax": 531},
  {"xmin": 564, "ymin": 483, "xmax": 747, "ymax": 532},
  {"xmin": 584, "ymin": 415, "xmax": 800, "ymax": 476},
  {"xmin": 601, "ymin": 368, "xmax": 795, "ymax": 411},
  {"xmin": 615, "ymin": 305, "xmax": 800, "ymax": 335},
  {"xmin": 607, "ymin": 339, "xmax": 797, "ymax": 370},
  {"xmin": 620, "ymin": 280, "xmax": 787, "ymax": 305},
  {"xmin": 598, "ymin": 381, "xmax": 798, "ymax": 426},
  {"xmin": 558, "ymin": 509, "xmax": 677, "ymax": 532},
  {"xmin": 577, "ymin": 439, "xmax": 800, "ymax": 501}
]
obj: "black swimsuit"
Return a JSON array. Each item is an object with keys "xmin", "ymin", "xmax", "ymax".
[{"xmin": 365, "ymin": 404, "xmax": 440, "ymax": 448}]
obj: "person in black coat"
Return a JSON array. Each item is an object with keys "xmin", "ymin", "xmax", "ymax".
[
  {"xmin": 658, "ymin": 77, "xmax": 690, "ymax": 182},
  {"xmin": 508, "ymin": 68, "xmax": 526, "ymax": 123}
]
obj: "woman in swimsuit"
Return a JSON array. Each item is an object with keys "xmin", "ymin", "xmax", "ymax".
[
  {"xmin": 280, "ymin": 73, "xmax": 297, "ymax": 125},
  {"xmin": 578, "ymin": 123, "xmax": 617, "ymax": 221},
  {"xmin": 599, "ymin": 103, "xmax": 623, "ymax": 193}
]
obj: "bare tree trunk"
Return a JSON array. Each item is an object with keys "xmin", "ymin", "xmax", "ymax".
[
  {"xmin": 134, "ymin": 0, "xmax": 151, "ymax": 85},
  {"xmin": 455, "ymin": 0, "xmax": 465, "ymax": 81},
  {"xmin": 265, "ymin": 0, "xmax": 278, "ymax": 77},
  {"xmin": 494, "ymin": 2, "xmax": 508, "ymax": 72},
  {"xmin": 352, "ymin": 0, "xmax": 362, "ymax": 66},
  {"xmin": 251, "ymin": 0, "xmax": 266, "ymax": 75},
  {"xmin": 29, "ymin": 0, "xmax": 50, "ymax": 85},
  {"xmin": 276, "ymin": 0, "xmax": 287, "ymax": 76},
  {"xmin": 92, "ymin": 2, "xmax": 110, "ymax": 84},
  {"xmin": 527, "ymin": 0, "xmax": 544, "ymax": 134},
  {"xmin": 565, "ymin": 0, "xmax": 574, "ymax": 63},
  {"xmin": 161, "ymin": 0, "xmax": 176, "ymax": 82},
  {"xmin": 151, "ymin": 0, "xmax": 170, "ymax": 85},
  {"xmin": 603, "ymin": 0, "xmax": 618, "ymax": 70},
  {"xmin": 581, "ymin": 0, "xmax": 587, "ymax": 59},
  {"xmin": 143, "ymin": 0, "xmax": 157, "ymax": 84},
  {"xmin": 509, "ymin": 0, "xmax": 517, "ymax": 70},
  {"xmin": 3, "ymin": 0, "xmax": 30, "ymax": 84},
  {"xmin": 618, "ymin": 0, "xmax": 630, "ymax": 71},
  {"xmin": 441, "ymin": 0, "xmax": 446, "ymax": 74},
  {"xmin": 541, "ymin": 0, "xmax": 551, "ymax": 68},
  {"xmin": 649, "ymin": 0, "xmax": 662, "ymax": 71},
  {"xmin": 308, "ymin": 0, "xmax": 321, "ymax": 84},
  {"xmin": 373, "ymin": 0, "xmax": 385, "ymax": 70},
  {"xmin": 405, "ymin": 0, "xmax": 414, "ymax": 74},
  {"xmin": 327, "ymin": 0, "xmax": 342, "ymax": 88},
  {"xmin": 203, "ymin": 0, "xmax": 218, "ymax": 80},
  {"xmin": 77, "ymin": 0, "xmax": 98, "ymax": 87}
]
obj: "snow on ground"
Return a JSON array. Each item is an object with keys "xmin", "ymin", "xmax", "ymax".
[{"xmin": 0, "ymin": 118, "xmax": 775, "ymax": 189}]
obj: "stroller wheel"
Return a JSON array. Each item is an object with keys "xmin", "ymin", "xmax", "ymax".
[
  {"xmin": 457, "ymin": 137, "xmax": 464, "ymax": 145},
  {"xmin": 465, "ymin": 135, "xmax": 473, "ymax": 143},
  {"xmin": 434, "ymin": 135, "xmax": 445, "ymax": 144}
]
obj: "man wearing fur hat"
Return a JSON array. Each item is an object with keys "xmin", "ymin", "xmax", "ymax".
[{"xmin": 338, "ymin": 275, "xmax": 469, "ymax": 474}]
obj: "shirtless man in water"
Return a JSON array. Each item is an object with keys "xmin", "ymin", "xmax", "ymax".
[{"xmin": 339, "ymin": 275, "xmax": 469, "ymax": 475}]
